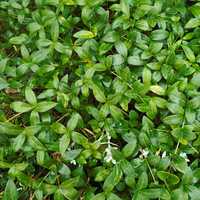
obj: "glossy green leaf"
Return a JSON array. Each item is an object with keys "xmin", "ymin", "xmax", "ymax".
[
  {"xmin": 73, "ymin": 30, "xmax": 95, "ymax": 39},
  {"xmin": 185, "ymin": 18, "xmax": 200, "ymax": 29},
  {"xmin": 182, "ymin": 45, "xmax": 195, "ymax": 62},
  {"xmin": 51, "ymin": 20, "xmax": 59, "ymax": 41},
  {"xmin": 127, "ymin": 55, "xmax": 143, "ymax": 66},
  {"xmin": 103, "ymin": 165, "xmax": 122, "ymax": 193},
  {"xmin": 34, "ymin": 102, "xmax": 57, "ymax": 112},
  {"xmin": 9, "ymin": 34, "xmax": 27, "ymax": 44},
  {"xmin": 3, "ymin": 179, "xmax": 18, "ymax": 200},
  {"xmin": 136, "ymin": 171, "xmax": 148, "ymax": 190},
  {"xmin": 59, "ymin": 134, "xmax": 70, "ymax": 155},
  {"xmin": 171, "ymin": 126, "xmax": 196, "ymax": 144},
  {"xmin": 67, "ymin": 113, "xmax": 80, "ymax": 130},
  {"xmin": 151, "ymin": 30, "xmax": 169, "ymax": 40},
  {"xmin": 11, "ymin": 102, "xmax": 33, "ymax": 113},
  {"xmin": 0, "ymin": 77, "xmax": 9, "ymax": 90},
  {"xmin": 13, "ymin": 134, "xmax": 26, "ymax": 151},
  {"xmin": 91, "ymin": 193, "xmax": 105, "ymax": 200},
  {"xmin": 115, "ymin": 41, "xmax": 128, "ymax": 57},
  {"xmin": 157, "ymin": 171, "xmax": 180, "ymax": 185},
  {"xmin": 25, "ymin": 86, "xmax": 37, "ymax": 105},
  {"xmin": 91, "ymin": 83, "xmax": 106, "ymax": 103}
]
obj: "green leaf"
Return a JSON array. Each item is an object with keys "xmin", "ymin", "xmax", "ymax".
[
  {"xmin": 150, "ymin": 85, "xmax": 165, "ymax": 96},
  {"xmin": 67, "ymin": 113, "xmax": 80, "ymax": 130},
  {"xmin": 190, "ymin": 5, "xmax": 200, "ymax": 17},
  {"xmin": 13, "ymin": 134, "xmax": 26, "ymax": 151},
  {"xmin": 102, "ymin": 31, "xmax": 119, "ymax": 43},
  {"xmin": 163, "ymin": 115, "xmax": 183, "ymax": 125},
  {"xmin": 122, "ymin": 133, "xmax": 137, "ymax": 158},
  {"xmin": 110, "ymin": 105, "xmax": 123, "ymax": 120},
  {"xmin": 171, "ymin": 125, "xmax": 196, "ymax": 144},
  {"xmin": 3, "ymin": 179, "xmax": 18, "ymax": 200},
  {"xmin": 91, "ymin": 83, "xmax": 106, "ymax": 103},
  {"xmin": 51, "ymin": 20, "xmax": 59, "ymax": 41},
  {"xmin": 95, "ymin": 168, "xmax": 110, "ymax": 182},
  {"xmin": 99, "ymin": 43, "xmax": 113, "ymax": 55},
  {"xmin": 135, "ymin": 19, "xmax": 150, "ymax": 31},
  {"xmin": 136, "ymin": 171, "xmax": 148, "ymax": 190},
  {"xmin": 0, "ymin": 58, "xmax": 8, "ymax": 74},
  {"xmin": 115, "ymin": 41, "xmax": 128, "ymax": 57},
  {"xmin": 182, "ymin": 45, "xmax": 195, "ymax": 62},
  {"xmin": 54, "ymin": 190, "xmax": 65, "ymax": 200},
  {"xmin": 173, "ymin": 155, "xmax": 188, "ymax": 173},
  {"xmin": 11, "ymin": 102, "xmax": 33, "ymax": 113},
  {"xmin": 59, "ymin": 134, "xmax": 70, "ymax": 155},
  {"xmin": 54, "ymin": 42, "xmax": 72, "ymax": 55},
  {"xmin": 28, "ymin": 22, "xmax": 41, "ymax": 33},
  {"xmin": 25, "ymin": 86, "xmax": 37, "ymax": 105},
  {"xmin": 71, "ymin": 131, "xmax": 89, "ymax": 148},
  {"xmin": 34, "ymin": 101, "xmax": 57, "ymax": 112},
  {"xmin": 171, "ymin": 187, "xmax": 188, "ymax": 200},
  {"xmin": 127, "ymin": 55, "xmax": 143, "ymax": 66},
  {"xmin": 107, "ymin": 193, "xmax": 122, "ymax": 200},
  {"xmin": 62, "ymin": 149, "xmax": 82, "ymax": 162},
  {"xmin": 20, "ymin": 45, "xmax": 29, "ymax": 59},
  {"xmin": 191, "ymin": 73, "xmax": 200, "ymax": 87},
  {"xmin": 149, "ymin": 42, "xmax": 163, "ymax": 54},
  {"xmin": 112, "ymin": 54, "xmax": 124, "ymax": 65},
  {"xmin": 121, "ymin": 0, "xmax": 130, "ymax": 17},
  {"xmin": 189, "ymin": 186, "xmax": 200, "ymax": 200},
  {"xmin": 60, "ymin": 188, "xmax": 78, "ymax": 200},
  {"xmin": 31, "ymin": 49, "xmax": 49, "ymax": 63},
  {"xmin": 0, "ymin": 161, "xmax": 12, "ymax": 169},
  {"xmin": 30, "ymin": 111, "xmax": 40, "ymax": 125},
  {"xmin": 28, "ymin": 136, "xmax": 46, "ymax": 150},
  {"xmin": 9, "ymin": 34, "xmax": 27, "ymax": 45},
  {"xmin": 51, "ymin": 122, "xmax": 66, "ymax": 134},
  {"xmin": 151, "ymin": 30, "xmax": 169, "ymax": 40},
  {"xmin": 103, "ymin": 165, "xmax": 122, "ymax": 193},
  {"xmin": 185, "ymin": 18, "xmax": 200, "ymax": 29},
  {"xmin": 91, "ymin": 193, "xmax": 105, "ymax": 200},
  {"xmin": 140, "ymin": 188, "xmax": 170, "ymax": 199},
  {"xmin": 157, "ymin": 171, "xmax": 180, "ymax": 185},
  {"xmin": 142, "ymin": 68, "xmax": 151, "ymax": 84},
  {"xmin": 0, "ymin": 122, "xmax": 22, "ymax": 135},
  {"xmin": 0, "ymin": 77, "xmax": 9, "ymax": 90},
  {"xmin": 36, "ymin": 150, "xmax": 45, "ymax": 165},
  {"xmin": 73, "ymin": 30, "xmax": 95, "ymax": 39}
]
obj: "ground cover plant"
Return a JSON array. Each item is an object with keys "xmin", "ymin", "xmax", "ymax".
[{"xmin": 1, "ymin": 0, "xmax": 200, "ymax": 199}]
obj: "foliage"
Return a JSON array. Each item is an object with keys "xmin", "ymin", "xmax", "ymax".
[{"xmin": 1, "ymin": 0, "xmax": 200, "ymax": 199}]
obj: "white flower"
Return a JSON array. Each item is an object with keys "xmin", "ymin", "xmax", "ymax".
[
  {"xmin": 139, "ymin": 149, "xmax": 149, "ymax": 158},
  {"xmin": 70, "ymin": 160, "xmax": 77, "ymax": 165},
  {"xmin": 104, "ymin": 147, "xmax": 116, "ymax": 164},
  {"xmin": 180, "ymin": 152, "xmax": 190, "ymax": 162},
  {"xmin": 161, "ymin": 151, "xmax": 167, "ymax": 158}
]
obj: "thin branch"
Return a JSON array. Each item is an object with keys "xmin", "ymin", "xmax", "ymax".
[
  {"xmin": 56, "ymin": 113, "xmax": 68, "ymax": 122},
  {"xmin": 6, "ymin": 112, "xmax": 22, "ymax": 122},
  {"xmin": 146, "ymin": 159, "xmax": 156, "ymax": 184}
]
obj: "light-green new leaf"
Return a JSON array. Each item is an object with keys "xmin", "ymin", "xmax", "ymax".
[
  {"xmin": 185, "ymin": 18, "xmax": 200, "ymax": 29},
  {"xmin": 103, "ymin": 165, "xmax": 122, "ymax": 193},
  {"xmin": 182, "ymin": 45, "xmax": 195, "ymax": 62},
  {"xmin": 11, "ymin": 102, "xmax": 34, "ymax": 113},
  {"xmin": 25, "ymin": 86, "xmax": 37, "ymax": 105},
  {"xmin": 73, "ymin": 30, "xmax": 95, "ymax": 39},
  {"xmin": 34, "ymin": 102, "xmax": 57, "ymax": 112},
  {"xmin": 3, "ymin": 179, "xmax": 18, "ymax": 200}
]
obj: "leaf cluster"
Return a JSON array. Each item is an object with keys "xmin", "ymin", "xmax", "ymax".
[{"xmin": 1, "ymin": 0, "xmax": 200, "ymax": 199}]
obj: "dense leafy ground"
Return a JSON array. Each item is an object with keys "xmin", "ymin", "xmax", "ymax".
[{"xmin": 1, "ymin": 0, "xmax": 200, "ymax": 199}]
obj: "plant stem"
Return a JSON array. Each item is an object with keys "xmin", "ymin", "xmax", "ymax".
[{"xmin": 6, "ymin": 112, "xmax": 22, "ymax": 122}]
